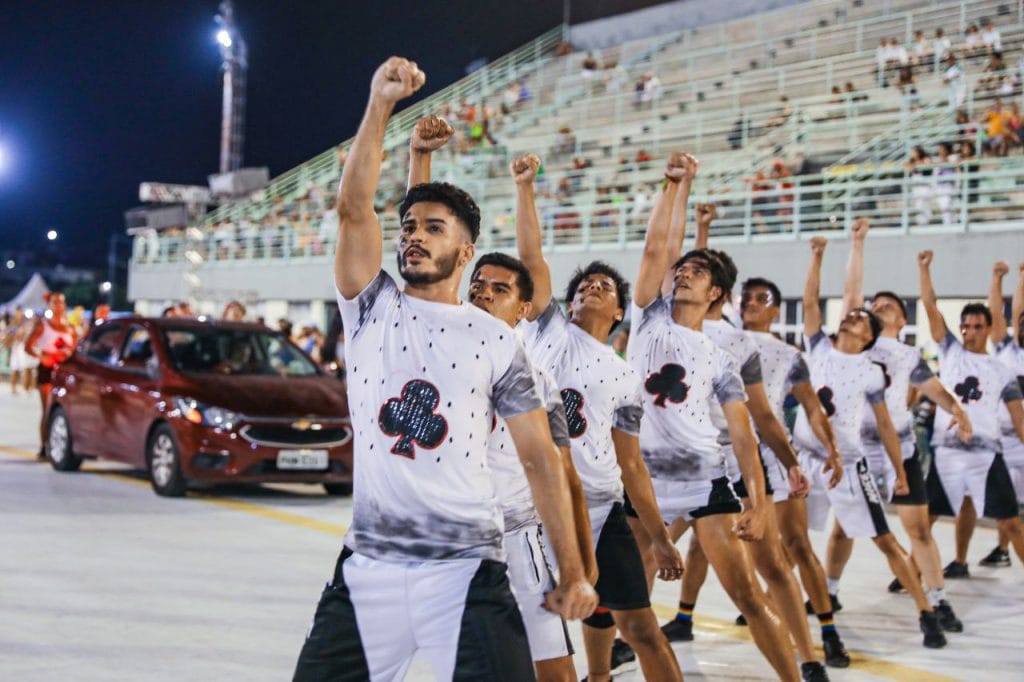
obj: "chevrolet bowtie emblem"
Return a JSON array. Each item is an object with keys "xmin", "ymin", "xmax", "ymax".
[{"xmin": 292, "ymin": 419, "xmax": 314, "ymax": 431}]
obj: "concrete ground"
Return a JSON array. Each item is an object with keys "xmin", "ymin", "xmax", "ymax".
[{"xmin": 1, "ymin": 386, "xmax": 1022, "ymax": 681}]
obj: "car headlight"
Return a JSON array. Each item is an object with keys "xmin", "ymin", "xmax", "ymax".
[{"xmin": 173, "ymin": 397, "xmax": 238, "ymax": 429}]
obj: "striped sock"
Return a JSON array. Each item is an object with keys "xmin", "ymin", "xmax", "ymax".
[
  {"xmin": 675, "ymin": 601, "xmax": 695, "ymax": 622},
  {"xmin": 817, "ymin": 611, "xmax": 836, "ymax": 636}
]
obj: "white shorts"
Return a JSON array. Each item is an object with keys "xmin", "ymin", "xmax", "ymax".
[
  {"xmin": 761, "ymin": 444, "xmax": 791, "ymax": 503},
  {"xmin": 505, "ymin": 524, "xmax": 572, "ymax": 662},
  {"xmin": 863, "ymin": 439, "xmax": 914, "ymax": 494},
  {"xmin": 293, "ymin": 548, "xmax": 534, "ymax": 681},
  {"xmin": 927, "ymin": 447, "xmax": 1020, "ymax": 520},
  {"xmin": 1002, "ymin": 438, "xmax": 1024, "ymax": 503},
  {"xmin": 802, "ymin": 453, "xmax": 890, "ymax": 538},
  {"xmin": 651, "ymin": 476, "xmax": 741, "ymax": 524}
]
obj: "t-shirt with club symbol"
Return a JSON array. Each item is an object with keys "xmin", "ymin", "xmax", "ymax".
[
  {"xmin": 995, "ymin": 335, "xmax": 1024, "ymax": 463},
  {"xmin": 862, "ymin": 335, "xmax": 936, "ymax": 449},
  {"xmin": 337, "ymin": 271, "xmax": 544, "ymax": 562},
  {"xmin": 628, "ymin": 298, "xmax": 746, "ymax": 483}
]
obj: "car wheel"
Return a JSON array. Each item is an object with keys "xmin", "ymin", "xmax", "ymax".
[
  {"xmin": 322, "ymin": 482, "xmax": 353, "ymax": 496},
  {"xmin": 147, "ymin": 424, "xmax": 187, "ymax": 497},
  {"xmin": 47, "ymin": 407, "xmax": 82, "ymax": 472}
]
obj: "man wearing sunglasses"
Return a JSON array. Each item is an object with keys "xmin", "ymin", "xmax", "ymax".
[{"xmin": 798, "ymin": 238, "xmax": 948, "ymax": 649}]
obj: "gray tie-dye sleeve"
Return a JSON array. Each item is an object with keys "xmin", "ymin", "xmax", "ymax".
[
  {"xmin": 1002, "ymin": 378, "xmax": 1024, "ymax": 403},
  {"xmin": 995, "ymin": 335, "xmax": 1014, "ymax": 353},
  {"xmin": 740, "ymin": 351, "xmax": 764, "ymax": 386},
  {"xmin": 909, "ymin": 357, "xmax": 935, "ymax": 386},
  {"xmin": 865, "ymin": 363, "xmax": 887, "ymax": 404},
  {"xmin": 534, "ymin": 298, "xmax": 568, "ymax": 340},
  {"xmin": 613, "ymin": 371, "xmax": 644, "ymax": 435},
  {"xmin": 335, "ymin": 270, "xmax": 398, "ymax": 338},
  {"xmin": 713, "ymin": 353, "xmax": 747, "ymax": 405},
  {"xmin": 939, "ymin": 329, "xmax": 959, "ymax": 354},
  {"xmin": 540, "ymin": 370, "xmax": 571, "ymax": 447},
  {"xmin": 630, "ymin": 298, "xmax": 669, "ymax": 335},
  {"xmin": 804, "ymin": 329, "xmax": 829, "ymax": 351},
  {"xmin": 786, "ymin": 354, "xmax": 811, "ymax": 386},
  {"xmin": 493, "ymin": 340, "xmax": 545, "ymax": 418}
]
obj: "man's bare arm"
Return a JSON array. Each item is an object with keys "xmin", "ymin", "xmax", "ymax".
[
  {"xmin": 693, "ymin": 203, "xmax": 716, "ymax": 250},
  {"xmin": 560, "ymin": 445, "xmax": 598, "ymax": 584},
  {"xmin": 506, "ymin": 409, "xmax": 598, "ymax": 620},
  {"xmin": 803, "ymin": 237, "xmax": 827, "ymax": 336},
  {"xmin": 511, "ymin": 154, "xmax": 553, "ymax": 318},
  {"xmin": 842, "ymin": 218, "xmax": 869, "ymax": 316},
  {"xmin": 1009, "ymin": 400, "xmax": 1024, "ymax": 443},
  {"xmin": 917, "ymin": 250, "xmax": 947, "ymax": 343},
  {"xmin": 745, "ymin": 383, "xmax": 809, "ymax": 497},
  {"xmin": 723, "ymin": 400, "xmax": 768, "ymax": 541},
  {"xmin": 1012, "ymin": 264, "xmax": 1024, "ymax": 343},
  {"xmin": 918, "ymin": 376, "xmax": 973, "ymax": 443},
  {"xmin": 871, "ymin": 402, "xmax": 909, "ymax": 495},
  {"xmin": 336, "ymin": 57, "xmax": 425, "ymax": 298},
  {"xmin": 634, "ymin": 155, "xmax": 688, "ymax": 308},
  {"xmin": 657, "ymin": 171, "xmax": 699, "ymax": 298},
  {"xmin": 791, "ymin": 382, "xmax": 843, "ymax": 488},
  {"xmin": 407, "ymin": 115, "xmax": 454, "ymax": 190},
  {"xmin": 611, "ymin": 429, "xmax": 684, "ymax": 581},
  {"xmin": 990, "ymin": 261, "xmax": 1009, "ymax": 343}
]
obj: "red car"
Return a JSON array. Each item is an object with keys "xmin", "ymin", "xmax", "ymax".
[{"xmin": 45, "ymin": 316, "xmax": 353, "ymax": 497}]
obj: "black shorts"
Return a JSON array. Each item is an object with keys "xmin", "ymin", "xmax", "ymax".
[
  {"xmin": 625, "ymin": 477, "xmax": 742, "ymax": 522},
  {"xmin": 582, "ymin": 502, "xmax": 650, "ymax": 628},
  {"xmin": 928, "ymin": 451, "xmax": 1020, "ymax": 520},
  {"xmin": 891, "ymin": 447, "xmax": 928, "ymax": 506},
  {"xmin": 36, "ymin": 364, "xmax": 53, "ymax": 386},
  {"xmin": 731, "ymin": 451, "xmax": 774, "ymax": 500}
]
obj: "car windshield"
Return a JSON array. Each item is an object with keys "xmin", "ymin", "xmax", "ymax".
[{"xmin": 161, "ymin": 327, "xmax": 319, "ymax": 377}]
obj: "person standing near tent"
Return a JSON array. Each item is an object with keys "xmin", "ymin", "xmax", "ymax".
[
  {"xmin": 25, "ymin": 293, "xmax": 77, "ymax": 459},
  {"xmin": 5, "ymin": 307, "xmax": 37, "ymax": 395}
]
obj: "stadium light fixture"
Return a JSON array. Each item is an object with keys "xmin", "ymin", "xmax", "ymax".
[
  {"xmin": 46, "ymin": 229, "xmax": 58, "ymax": 241},
  {"xmin": 216, "ymin": 29, "xmax": 233, "ymax": 48},
  {"xmin": 0, "ymin": 143, "xmax": 7, "ymax": 174},
  {"xmin": 99, "ymin": 281, "xmax": 113, "ymax": 294},
  {"xmin": 4, "ymin": 259, "xmax": 14, "ymax": 270}
]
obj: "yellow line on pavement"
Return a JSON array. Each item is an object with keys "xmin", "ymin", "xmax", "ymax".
[{"xmin": 0, "ymin": 444, "xmax": 958, "ymax": 681}]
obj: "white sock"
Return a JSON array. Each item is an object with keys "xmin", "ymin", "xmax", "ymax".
[
  {"xmin": 826, "ymin": 577, "xmax": 841, "ymax": 595},
  {"xmin": 927, "ymin": 588, "xmax": 945, "ymax": 607}
]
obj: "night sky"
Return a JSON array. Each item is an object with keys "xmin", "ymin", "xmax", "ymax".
[{"xmin": 0, "ymin": 0, "xmax": 665, "ymax": 269}]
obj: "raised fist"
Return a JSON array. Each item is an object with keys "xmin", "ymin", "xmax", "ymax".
[
  {"xmin": 993, "ymin": 261, "xmax": 1009, "ymax": 278},
  {"xmin": 809, "ymin": 236, "xmax": 828, "ymax": 257},
  {"xmin": 851, "ymin": 217, "xmax": 870, "ymax": 242},
  {"xmin": 665, "ymin": 152, "xmax": 698, "ymax": 184},
  {"xmin": 411, "ymin": 115, "xmax": 454, "ymax": 153},
  {"xmin": 695, "ymin": 203, "xmax": 717, "ymax": 228},
  {"xmin": 510, "ymin": 153, "xmax": 541, "ymax": 185},
  {"xmin": 917, "ymin": 250, "xmax": 933, "ymax": 268},
  {"xmin": 371, "ymin": 56, "xmax": 426, "ymax": 104}
]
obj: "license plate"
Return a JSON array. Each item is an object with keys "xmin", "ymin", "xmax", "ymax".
[{"xmin": 277, "ymin": 449, "xmax": 329, "ymax": 470}]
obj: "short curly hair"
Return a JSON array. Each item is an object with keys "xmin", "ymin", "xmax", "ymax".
[
  {"xmin": 399, "ymin": 182, "xmax": 481, "ymax": 243},
  {"xmin": 564, "ymin": 260, "xmax": 630, "ymax": 333}
]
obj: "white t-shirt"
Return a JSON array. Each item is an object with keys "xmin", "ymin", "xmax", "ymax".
[
  {"xmin": 995, "ymin": 336, "xmax": 1024, "ymax": 440},
  {"xmin": 932, "ymin": 331, "xmax": 1022, "ymax": 452},
  {"xmin": 489, "ymin": 366, "xmax": 570, "ymax": 534},
  {"xmin": 523, "ymin": 300, "xmax": 644, "ymax": 508},
  {"xmin": 747, "ymin": 331, "xmax": 811, "ymax": 423},
  {"xmin": 793, "ymin": 330, "xmax": 886, "ymax": 459},
  {"xmin": 628, "ymin": 298, "xmax": 746, "ymax": 483},
  {"xmin": 337, "ymin": 271, "xmax": 544, "ymax": 562},
  {"xmin": 702, "ymin": 318, "xmax": 762, "ymax": 444},
  {"xmin": 982, "ymin": 27, "xmax": 1002, "ymax": 51},
  {"xmin": 863, "ymin": 336, "xmax": 935, "ymax": 444}
]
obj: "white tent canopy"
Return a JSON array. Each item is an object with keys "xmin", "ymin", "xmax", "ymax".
[{"xmin": 2, "ymin": 273, "xmax": 50, "ymax": 313}]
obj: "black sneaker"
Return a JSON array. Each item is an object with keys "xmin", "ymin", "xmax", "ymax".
[
  {"xmin": 979, "ymin": 546, "xmax": 1011, "ymax": 567},
  {"xmin": 887, "ymin": 577, "xmax": 905, "ymax": 593},
  {"xmin": 735, "ymin": 613, "xmax": 747, "ymax": 626},
  {"xmin": 935, "ymin": 600, "xmax": 963, "ymax": 633},
  {"xmin": 920, "ymin": 611, "xmax": 948, "ymax": 648},
  {"xmin": 943, "ymin": 560, "xmax": 970, "ymax": 579},
  {"xmin": 609, "ymin": 638, "xmax": 636, "ymax": 673},
  {"xmin": 804, "ymin": 594, "xmax": 843, "ymax": 614},
  {"xmin": 661, "ymin": 617, "xmax": 694, "ymax": 642},
  {"xmin": 822, "ymin": 631, "xmax": 850, "ymax": 668},
  {"xmin": 801, "ymin": 661, "xmax": 830, "ymax": 682}
]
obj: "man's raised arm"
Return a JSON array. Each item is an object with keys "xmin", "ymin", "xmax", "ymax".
[
  {"xmin": 693, "ymin": 202, "xmax": 716, "ymax": 251},
  {"xmin": 633, "ymin": 154, "xmax": 688, "ymax": 308},
  {"xmin": 511, "ymin": 154, "xmax": 553, "ymax": 318},
  {"xmin": 803, "ymin": 237, "xmax": 827, "ymax": 337},
  {"xmin": 989, "ymin": 262, "xmax": 1009, "ymax": 343},
  {"xmin": 1013, "ymin": 264, "xmax": 1024, "ymax": 342},
  {"xmin": 917, "ymin": 250, "xmax": 947, "ymax": 344},
  {"xmin": 335, "ymin": 57, "xmax": 425, "ymax": 298},
  {"xmin": 407, "ymin": 115, "xmax": 454, "ymax": 190},
  {"xmin": 841, "ymin": 218, "xmax": 869, "ymax": 316}
]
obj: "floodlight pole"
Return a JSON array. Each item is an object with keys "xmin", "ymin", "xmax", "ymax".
[{"xmin": 216, "ymin": 0, "xmax": 247, "ymax": 174}]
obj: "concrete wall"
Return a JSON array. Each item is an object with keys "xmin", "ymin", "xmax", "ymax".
[{"xmin": 129, "ymin": 227, "xmax": 1024, "ymax": 317}]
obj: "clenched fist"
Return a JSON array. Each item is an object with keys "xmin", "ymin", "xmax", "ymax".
[
  {"xmin": 917, "ymin": 250, "xmax": 933, "ymax": 268},
  {"xmin": 665, "ymin": 152, "xmax": 698, "ymax": 184},
  {"xmin": 809, "ymin": 236, "xmax": 828, "ymax": 257},
  {"xmin": 411, "ymin": 115, "xmax": 454, "ymax": 153},
  {"xmin": 371, "ymin": 56, "xmax": 426, "ymax": 104},
  {"xmin": 993, "ymin": 261, "xmax": 1010, "ymax": 278},
  {"xmin": 851, "ymin": 217, "xmax": 870, "ymax": 242},
  {"xmin": 511, "ymin": 153, "xmax": 541, "ymax": 185},
  {"xmin": 695, "ymin": 203, "xmax": 717, "ymax": 229}
]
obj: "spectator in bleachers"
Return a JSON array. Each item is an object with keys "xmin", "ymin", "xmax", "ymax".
[
  {"xmin": 897, "ymin": 66, "xmax": 919, "ymax": 109},
  {"xmin": 222, "ymin": 301, "xmax": 247, "ymax": 321},
  {"xmin": 955, "ymin": 108, "xmax": 978, "ymax": 139},
  {"xmin": 829, "ymin": 85, "xmax": 843, "ymax": 104},
  {"xmin": 943, "ymin": 54, "xmax": 967, "ymax": 109},
  {"xmin": 933, "ymin": 28, "xmax": 952, "ymax": 68},
  {"xmin": 960, "ymin": 139, "xmax": 980, "ymax": 204},
  {"xmin": 911, "ymin": 30, "xmax": 932, "ymax": 69},
  {"xmin": 769, "ymin": 159, "xmax": 794, "ymax": 216},
  {"xmin": 933, "ymin": 141, "xmax": 959, "ymax": 226},
  {"xmin": 502, "ymin": 82, "xmax": 520, "ymax": 113},
  {"xmin": 634, "ymin": 149, "xmax": 652, "ymax": 169},
  {"xmin": 876, "ymin": 38, "xmax": 891, "ymax": 84},
  {"xmin": 555, "ymin": 40, "xmax": 574, "ymax": 57},
  {"xmin": 214, "ymin": 220, "xmax": 235, "ymax": 260},
  {"xmin": 766, "ymin": 95, "xmax": 792, "ymax": 128},
  {"xmin": 581, "ymin": 52, "xmax": 599, "ymax": 80},
  {"xmin": 844, "ymin": 81, "xmax": 868, "ymax": 102},
  {"xmin": 979, "ymin": 51, "xmax": 1009, "ymax": 94},
  {"xmin": 981, "ymin": 18, "xmax": 1002, "ymax": 54},
  {"xmin": 984, "ymin": 97, "xmax": 1012, "ymax": 157},
  {"xmin": 905, "ymin": 145, "xmax": 934, "ymax": 226},
  {"xmin": 552, "ymin": 126, "xmax": 576, "ymax": 157},
  {"xmin": 634, "ymin": 72, "xmax": 661, "ymax": 110},
  {"xmin": 964, "ymin": 24, "xmax": 984, "ymax": 58}
]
